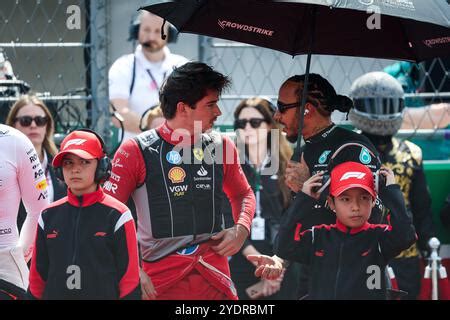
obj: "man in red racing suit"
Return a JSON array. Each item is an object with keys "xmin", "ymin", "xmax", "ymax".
[{"xmin": 104, "ymin": 62, "xmax": 256, "ymax": 300}]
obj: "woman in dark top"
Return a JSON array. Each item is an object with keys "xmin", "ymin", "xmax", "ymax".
[
  {"xmin": 6, "ymin": 95, "xmax": 66, "ymax": 230},
  {"xmin": 224, "ymin": 97, "xmax": 298, "ymax": 299}
]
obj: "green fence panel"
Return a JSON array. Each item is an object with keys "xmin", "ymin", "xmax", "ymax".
[{"xmin": 424, "ymin": 160, "xmax": 450, "ymax": 244}]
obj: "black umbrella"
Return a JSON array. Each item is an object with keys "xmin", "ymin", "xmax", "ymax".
[{"xmin": 142, "ymin": 0, "xmax": 450, "ymax": 158}]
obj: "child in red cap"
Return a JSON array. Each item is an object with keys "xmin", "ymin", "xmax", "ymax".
[
  {"xmin": 28, "ymin": 129, "xmax": 140, "ymax": 299},
  {"xmin": 248, "ymin": 162, "xmax": 416, "ymax": 299}
]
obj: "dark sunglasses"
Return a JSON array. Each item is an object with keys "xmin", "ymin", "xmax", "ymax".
[
  {"xmin": 234, "ymin": 118, "xmax": 266, "ymax": 130},
  {"xmin": 276, "ymin": 100, "xmax": 300, "ymax": 113},
  {"xmin": 14, "ymin": 115, "xmax": 49, "ymax": 127}
]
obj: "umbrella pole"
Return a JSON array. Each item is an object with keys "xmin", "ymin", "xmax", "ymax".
[
  {"xmin": 295, "ymin": 7, "xmax": 317, "ymax": 162},
  {"xmin": 295, "ymin": 52, "xmax": 311, "ymax": 162}
]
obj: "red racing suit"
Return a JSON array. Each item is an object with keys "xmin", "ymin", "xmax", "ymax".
[{"xmin": 104, "ymin": 122, "xmax": 255, "ymax": 299}]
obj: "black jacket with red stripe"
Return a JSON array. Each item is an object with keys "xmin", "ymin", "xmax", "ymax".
[
  {"xmin": 29, "ymin": 187, "xmax": 140, "ymax": 300},
  {"xmin": 275, "ymin": 185, "xmax": 417, "ymax": 300}
]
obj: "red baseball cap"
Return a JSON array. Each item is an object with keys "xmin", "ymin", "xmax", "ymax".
[
  {"xmin": 53, "ymin": 130, "xmax": 104, "ymax": 167},
  {"xmin": 330, "ymin": 161, "xmax": 376, "ymax": 198}
]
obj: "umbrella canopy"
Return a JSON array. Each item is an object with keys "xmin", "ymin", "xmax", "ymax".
[
  {"xmin": 142, "ymin": 0, "xmax": 450, "ymax": 62},
  {"xmin": 142, "ymin": 0, "xmax": 450, "ymax": 159}
]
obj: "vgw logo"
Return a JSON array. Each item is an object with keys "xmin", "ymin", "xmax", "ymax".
[{"xmin": 170, "ymin": 185, "xmax": 188, "ymax": 196}]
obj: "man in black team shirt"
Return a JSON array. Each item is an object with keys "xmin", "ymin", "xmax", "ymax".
[{"xmin": 273, "ymin": 74, "xmax": 382, "ymax": 298}]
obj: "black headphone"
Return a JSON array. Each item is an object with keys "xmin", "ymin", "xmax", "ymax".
[
  {"xmin": 128, "ymin": 12, "xmax": 178, "ymax": 43},
  {"xmin": 315, "ymin": 142, "xmax": 385, "ymax": 195},
  {"xmin": 55, "ymin": 129, "xmax": 112, "ymax": 184}
]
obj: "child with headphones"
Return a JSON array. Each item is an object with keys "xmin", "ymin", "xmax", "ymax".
[
  {"xmin": 28, "ymin": 129, "xmax": 140, "ymax": 299},
  {"xmin": 248, "ymin": 161, "xmax": 417, "ymax": 299}
]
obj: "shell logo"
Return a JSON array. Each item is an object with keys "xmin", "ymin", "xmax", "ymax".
[{"xmin": 168, "ymin": 167, "xmax": 186, "ymax": 184}]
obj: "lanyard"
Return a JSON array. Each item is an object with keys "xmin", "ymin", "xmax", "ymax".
[
  {"xmin": 146, "ymin": 69, "xmax": 166, "ymax": 91},
  {"xmin": 250, "ymin": 153, "xmax": 271, "ymax": 218}
]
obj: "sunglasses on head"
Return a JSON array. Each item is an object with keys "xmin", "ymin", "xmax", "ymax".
[
  {"xmin": 14, "ymin": 115, "xmax": 49, "ymax": 127},
  {"xmin": 234, "ymin": 118, "xmax": 266, "ymax": 130},
  {"xmin": 276, "ymin": 101, "xmax": 300, "ymax": 113}
]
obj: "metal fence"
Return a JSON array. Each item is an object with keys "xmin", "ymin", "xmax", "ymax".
[
  {"xmin": 202, "ymin": 37, "xmax": 450, "ymax": 129},
  {"xmin": 0, "ymin": 0, "xmax": 111, "ymax": 145}
]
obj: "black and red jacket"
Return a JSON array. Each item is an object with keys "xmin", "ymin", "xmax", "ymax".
[
  {"xmin": 29, "ymin": 187, "xmax": 140, "ymax": 300},
  {"xmin": 275, "ymin": 185, "xmax": 417, "ymax": 300}
]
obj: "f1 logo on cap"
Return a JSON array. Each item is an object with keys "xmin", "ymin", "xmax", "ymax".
[
  {"xmin": 340, "ymin": 171, "xmax": 366, "ymax": 181},
  {"xmin": 64, "ymin": 139, "xmax": 87, "ymax": 149}
]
